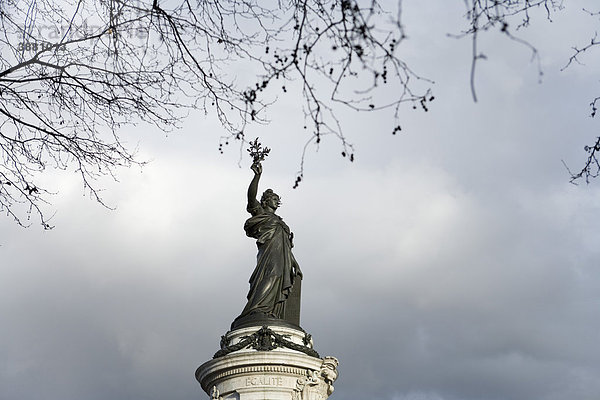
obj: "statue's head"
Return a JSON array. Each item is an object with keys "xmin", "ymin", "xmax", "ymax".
[{"xmin": 260, "ymin": 189, "xmax": 281, "ymax": 210}]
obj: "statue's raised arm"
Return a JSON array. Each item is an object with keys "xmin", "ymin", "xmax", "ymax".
[{"xmin": 247, "ymin": 162, "xmax": 262, "ymax": 214}]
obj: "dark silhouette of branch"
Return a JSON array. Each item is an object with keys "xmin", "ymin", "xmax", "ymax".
[
  {"xmin": 454, "ymin": 1, "xmax": 553, "ymax": 102},
  {"xmin": 0, "ymin": 0, "xmax": 436, "ymax": 227},
  {"xmin": 2, "ymin": 0, "xmax": 600, "ymax": 227},
  {"xmin": 563, "ymin": 136, "xmax": 600, "ymax": 184},
  {"xmin": 562, "ymin": 32, "xmax": 600, "ymax": 71},
  {"xmin": 456, "ymin": 1, "xmax": 600, "ymax": 186},
  {"xmin": 560, "ymin": 7, "xmax": 600, "ymax": 184}
]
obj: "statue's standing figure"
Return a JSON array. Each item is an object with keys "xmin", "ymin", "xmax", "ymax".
[{"xmin": 233, "ymin": 162, "xmax": 302, "ymax": 327}]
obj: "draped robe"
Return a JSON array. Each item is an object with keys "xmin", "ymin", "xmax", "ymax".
[{"xmin": 237, "ymin": 203, "xmax": 300, "ymax": 319}]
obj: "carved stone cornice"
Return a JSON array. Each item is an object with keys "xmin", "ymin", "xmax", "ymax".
[{"xmin": 210, "ymin": 365, "xmax": 309, "ymax": 381}]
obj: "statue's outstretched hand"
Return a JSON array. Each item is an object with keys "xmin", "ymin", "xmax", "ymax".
[{"xmin": 251, "ymin": 162, "xmax": 262, "ymax": 176}]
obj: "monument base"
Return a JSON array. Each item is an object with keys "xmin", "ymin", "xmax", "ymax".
[{"xmin": 196, "ymin": 325, "xmax": 338, "ymax": 400}]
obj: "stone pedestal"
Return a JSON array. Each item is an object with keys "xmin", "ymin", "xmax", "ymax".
[{"xmin": 196, "ymin": 325, "xmax": 338, "ymax": 400}]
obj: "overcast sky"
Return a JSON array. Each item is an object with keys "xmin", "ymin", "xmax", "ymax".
[{"xmin": 2, "ymin": 1, "xmax": 600, "ymax": 400}]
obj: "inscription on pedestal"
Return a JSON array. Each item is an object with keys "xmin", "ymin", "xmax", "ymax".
[{"xmin": 245, "ymin": 376, "xmax": 284, "ymax": 387}]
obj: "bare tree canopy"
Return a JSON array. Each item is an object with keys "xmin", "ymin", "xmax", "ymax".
[{"xmin": 0, "ymin": 0, "xmax": 598, "ymax": 228}]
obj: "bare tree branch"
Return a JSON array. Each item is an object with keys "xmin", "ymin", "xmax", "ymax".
[
  {"xmin": 0, "ymin": 0, "xmax": 437, "ymax": 227},
  {"xmin": 2, "ymin": 0, "xmax": 600, "ymax": 227}
]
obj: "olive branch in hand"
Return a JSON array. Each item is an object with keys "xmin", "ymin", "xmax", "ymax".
[{"xmin": 247, "ymin": 138, "xmax": 271, "ymax": 164}]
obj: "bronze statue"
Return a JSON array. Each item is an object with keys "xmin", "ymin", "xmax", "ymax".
[{"xmin": 231, "ymin": 158, "xmax": 303, "ymax": 329}]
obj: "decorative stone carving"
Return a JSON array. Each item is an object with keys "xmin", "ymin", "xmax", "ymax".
[
  {"xmin": 210, "ymin": 386, "xmax": 222, "ymax": 400},
  {"xmin": 320, "ymin": 357, "xmax": 339, "ymax": 394},
  {"xmin": 196, "ymin": 325, "xmax": 338, "ymax": 400},
  {"xmin": 292, "ymin": 357, "xmax": 339, "ymax": 400},
  {"xmin": 214, "ymin": 326, "xmax": 319, "ymax": 359}
]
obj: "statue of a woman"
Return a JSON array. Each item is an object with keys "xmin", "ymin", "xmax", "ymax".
[{"xmin": 232, "ymin": 162, "xmax": 303, "ymax": 329}]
